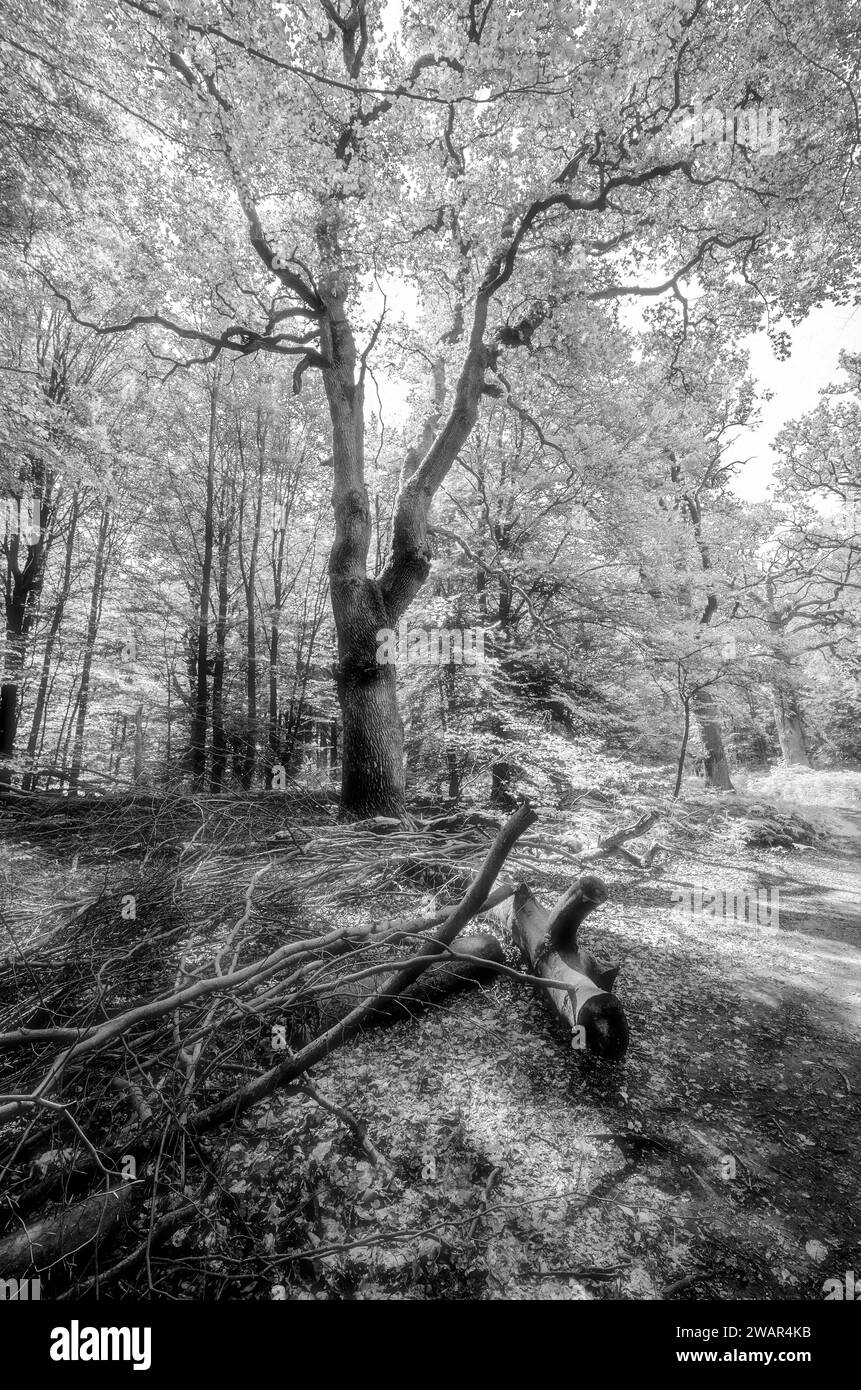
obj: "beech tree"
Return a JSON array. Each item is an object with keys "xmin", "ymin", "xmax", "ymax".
[{"xmin": 5, "ymin": 0, "xmax": 859, "ymax": 812}]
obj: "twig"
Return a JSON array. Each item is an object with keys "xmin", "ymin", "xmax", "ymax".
[
  {"xmin": 300, "ymin": 1078, "xmax": 391, "ymax": 1170},
  {"xmin": 467, "ymin": 1166, "xmax": 502, "ymax": 1239}
]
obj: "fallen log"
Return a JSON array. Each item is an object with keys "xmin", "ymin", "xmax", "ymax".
[
  {"xmin": 3, "ymin": 807, "xmax": 535, "ymax": 1222},
  {"xmin": 315, "ymin": 933, "xmax": 505, "ymax": 1032},
  {"xmin": 0, "ymin": 1181, "xmax": 139, "ymax": 1280},
  {"xmin": 576, "ymin": 810, "xmax": 662, "ymax": 865},
  {"xmin": 189, "ymin": 802, "xmax": 537, "ymax": 1131},
  {"xmin": 500, "ymin": 875, "xmax": 629, "ymax": 1059}
]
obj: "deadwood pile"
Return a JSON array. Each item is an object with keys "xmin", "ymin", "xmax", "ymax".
[{"xmin": 0, "ymin": 791, "xmax": 659, "ymax": 1293}]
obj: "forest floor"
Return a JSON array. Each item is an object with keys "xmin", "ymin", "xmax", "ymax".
[
  {"xmin": 269, "ymin": 770, "xmax": 861, "ymax": 1302},
  {"xmin": 1, "ymin": 768, "xmax": 859, "ymax": 1301}
]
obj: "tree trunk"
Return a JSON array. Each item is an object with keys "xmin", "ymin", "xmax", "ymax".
[
  {"xmin": 322, "ymin": 296, "xmax": 408, "ymax": 818},
  {"xmin": 490, "ymin": 759, "xmax": 517, "ymax": 807},
  {"xmin": 314, "ymin": 933, "xmax": 504, "ymax": 1033},
  {"xmin": 337, "ymin": 659, "xmax": 406, "ymax": 817},
  {"xmin": 133, "ymin": 704, "xmax": 144, "ymax": 784},
  {"xmin": 310, "ymin": 175, "xmax": 498, "ymax": 815},
  {"xmin": 236, "ymin": 406, "xmax": 266, "ymax": 789},
  {"xmin": 1, "ymin": 490, "xmax": 55, "ymax": 788},
  {"xmin": 267, "ymin": 572, "xmax": 283, "ymax": 781},
  {"xmin": 0, "ymin": 1183, "xmax": 140, "ymax": 1280},
  {"xmin": 772, "ymin": 675, "xmax": 810, "ymax": 766},
  {"xmin": 22, "ymin": 492, "xmax": 80, "ymax": 791},
  {"xmin": 673, "ymin": 688, "xmax": 692, "ymax": 799},
  {"xmin": 67, "ymin": 504, "xmax": 112, "ymax": 792},
  {"xmin": 690, "ymin": 687, "xmax": 734, "ymax": 791},
  {"xmin": 0, "ymin": 641, "xmax": 24, "ymax": 788},
  {"xmin": 763, "ymin": 588, "xmax": 810, "ymax": 768},
  {"xmin": 446, "ymin": 749, "xmax": 460, "ymax": 802},
  {"xmin": 49, "ymin": 671, "xmax": 80, "ymax": 788},
  {"xmin": 187, "ymin": 382, "xmax": 218, "ymax": 786},
  {"xmin": 209, "ymin": 486, "xmax": 231, "ymax": 792},
  {"xmin": 266, "ymin": 459, "xmax": 295, "ymax": 784}
]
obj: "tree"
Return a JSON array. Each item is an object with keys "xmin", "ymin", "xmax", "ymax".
[{"xmin": 6, "ymin": 0, "xmax": 859, "ymax": 810}]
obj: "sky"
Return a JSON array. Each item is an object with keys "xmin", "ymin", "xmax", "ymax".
[
  {"xmin": 370, "ymin": 291, "xmax": 861, "ymax": 504},
  {"xmin": 732, "ymin": 303, "xmax": 861, "ymax": 501}
]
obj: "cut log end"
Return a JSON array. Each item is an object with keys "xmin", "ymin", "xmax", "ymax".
[
  {"xmin": 538, "ymin": 873, "xmax": 610, "ymax": 961},
  {"xmin": 578, "ymin": 993, "xmax": 629, "ymax": 1060},
  {"xmin": 502, "ymin": 879, "xmax": 630, "ymax": 1061}
]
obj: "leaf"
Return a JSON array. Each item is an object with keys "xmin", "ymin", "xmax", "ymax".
[{"xmin": 805, "ymin": 1240, "xmax": 828, "ymax": 1263}]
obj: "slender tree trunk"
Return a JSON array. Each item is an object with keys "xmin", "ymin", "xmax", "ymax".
[
  {"xmin": 133, "ymin": 705, "xmax": 144, "ymax": 784},
  {"xmin": 209, "ymin": 490, "xmax": 231, "ymax": 792},
  {"xmin": 242, "ymin": 492, "xmax": 261, "ymax": 789},
  {"xmin": 673, "ymin": 689, "xmax": 692, "ymax": 799},
  {"xmin": 165, "ymin": 649, "xmax": 173, "ymax": 781},
  {"xmin": 48, "ymin": 668, "xmax": 80, "ymax": 788},
  {"xmin": 266, "ymin": 529, "xmax": 287, "ymax": 783},
  {"xmin": 236, "ymin": 409, "xmax": 266, "ymax": 790},
  {"xmin": 108, "ymin": 711, "xmax": 121, "ymax": 778},
  {"xmin": 187, "ymin": 383, "xmax": 218, "ymax": 786},
  {"xmin": 22, "ymin": 491, "xmax": 80, "ymax": 791},
  {"xmin": 440, "ymin": 665, "xmax": 460, "ymax": 803},
  {"xmin": 0, "ymin": 637, "xmax": 25, "ymax": 787},
  {"xmin": 267, "ymin": 613, "xmax": 280, "ymax": 775},
  {"xmin": 67, "ymin": 505, "xmax": 112, "ymax": 791},
  {"xmin": 1, "ymin": 489, "xmax": 55, "ymax": 788}
]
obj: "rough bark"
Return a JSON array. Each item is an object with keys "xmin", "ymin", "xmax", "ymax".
[
  {"xmin": 0, "ymin": 1183, "xmax": 139, "ymax": 1279},
  {"xmin": 320, "ymin": 283, "xmax": 409, "ymax": 817},
  {"xmin": 690, "ymin": 687, "xmax": 734, "ymax": 791},
  {"xmin": 0, "ymin": 493, "xmax": 55, "ymax": 788},
  {"xmin": 772, "ymin": 671, "xmax": 810, "ymax": 766}
]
